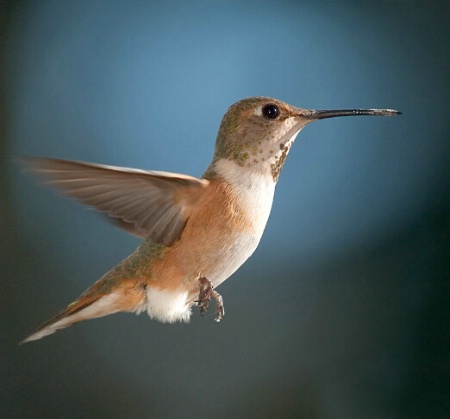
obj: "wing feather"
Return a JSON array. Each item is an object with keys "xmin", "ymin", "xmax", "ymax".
[{"xmin": 22, "ymin": 157, "xmax": 209, "ymax": 246}]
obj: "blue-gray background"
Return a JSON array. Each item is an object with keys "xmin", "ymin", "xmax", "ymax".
[{"xmin": 2, "ymin": 1, "xmax": 450, "ymax": 418}]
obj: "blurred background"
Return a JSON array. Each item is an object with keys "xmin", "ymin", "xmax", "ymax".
[{"xmin": 1, "ymin": 1, "xmax": 449, "ymax": 418}]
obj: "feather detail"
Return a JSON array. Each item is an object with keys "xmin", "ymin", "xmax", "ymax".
[{"xmin": 21, "ymin": 157, "xmax": 209, "ymax": 246}]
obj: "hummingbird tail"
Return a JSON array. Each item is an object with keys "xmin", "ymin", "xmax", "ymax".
[{"xmin": 21, "ymin": 278, "xmax": 147, "ymax": 343}]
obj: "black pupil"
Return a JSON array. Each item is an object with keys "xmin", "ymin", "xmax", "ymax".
[{"xmin": 262, "ymin": 104, "xmax": 280, "ymax": 119}]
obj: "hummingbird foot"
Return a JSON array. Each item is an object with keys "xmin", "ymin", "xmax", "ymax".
[{"xmin": 195, "ymin": 277, "xmax": 224, "ymax": 322}]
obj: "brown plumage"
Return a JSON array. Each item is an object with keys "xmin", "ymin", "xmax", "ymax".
[{"xmin": 21, "ymin": 96, "xmax": 400, "ymax": 342}]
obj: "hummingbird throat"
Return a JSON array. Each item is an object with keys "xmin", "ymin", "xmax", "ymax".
[
  {"xmin": 270, "ymin": 136, "xmax": 295, "ymax": 182},
  {"xmin": 213, "ymin": 130, "xmax": 297, "ymax": 183}
]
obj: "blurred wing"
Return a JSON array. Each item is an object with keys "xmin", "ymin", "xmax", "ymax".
[{"xmin": 23, "ymin": 158, "xmax": 210, "ymax": 246}]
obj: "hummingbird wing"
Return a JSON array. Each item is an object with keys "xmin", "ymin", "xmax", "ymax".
[{"xmin": 23, "ymin": 157, "xmax": 210, "ymax": 246}]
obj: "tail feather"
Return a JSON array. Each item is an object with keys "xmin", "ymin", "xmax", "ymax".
[{"xmin": 21, "ymin": 279, "xmax": 146, "ymax": 343}]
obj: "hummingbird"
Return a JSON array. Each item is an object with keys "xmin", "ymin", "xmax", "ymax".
[{"xmin": 21, "ymin": 96, "xmax": 400, "ymax": 343}]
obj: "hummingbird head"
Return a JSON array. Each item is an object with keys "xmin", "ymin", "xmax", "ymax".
[
  {"xmin": 212, "ymin": 96, "xmax": 400, "ymax": 182},
  {"xmin": 212, "ymin": 97, "xmax": 307, "ymax": 182}
]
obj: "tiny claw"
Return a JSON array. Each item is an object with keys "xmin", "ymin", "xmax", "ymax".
[
  {"xmin": 196, "ymin": 277, "xmax": 225, "ymax": 321},
  {"xmin": 212, "ymin": 290, "xmax": 224, "ymax": 322},
  {"xmin": 199, "ymin": 298, "xmax": 210, "ymax": 317}
]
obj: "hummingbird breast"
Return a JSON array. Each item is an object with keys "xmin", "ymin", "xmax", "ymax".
[
  {"xmin": 152, "ymin": 158, "xmax": 274, "ymax": 276},
  {"xmin": 133, "ymin": 158, "xmax": 276, "ymax": 323},
  {"xmin": 178, "ymin": 158, "xmax": 276, "ymax": 288}
]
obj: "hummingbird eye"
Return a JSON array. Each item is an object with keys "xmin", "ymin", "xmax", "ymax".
[{"xmin": 262, "ymin": 103, "xmax": 280, "ymax": 120}]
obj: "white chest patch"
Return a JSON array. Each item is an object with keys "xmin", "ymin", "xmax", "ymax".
[{"xmin": 213, "ymin": 158, "xmax": 276, "ymax": 233}]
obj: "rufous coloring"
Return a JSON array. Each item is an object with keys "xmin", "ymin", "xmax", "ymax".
[{"xmin": 21, "ymin": 96, "xmax": 400, "ymax": 343}]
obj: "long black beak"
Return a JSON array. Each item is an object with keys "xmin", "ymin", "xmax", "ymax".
[{"xmin": 304, "ymin": 108, "xmax": 401, "ymax": 119}]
